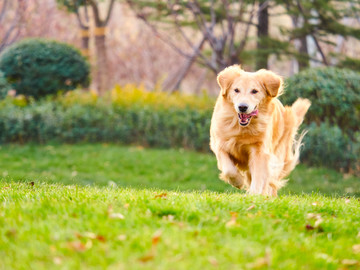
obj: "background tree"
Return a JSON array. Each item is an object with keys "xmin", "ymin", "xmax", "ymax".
[
  {"xmin": 57, "ymin": 0, "xmax": 115, "ymax": 94},
  {"xmin": 0, "ymin": 0, "xmax": 26, "ymax": 52},
  {"xmin": 256, "ymin": 0, "xmax": 269, "ymax": 69},
  {"xmin": 278, "ymin": 0, "xmax": 360, "ymax": 71},
  {"xmin": 127, "ymin": 0, "xmax": 262, "ymax": 90}
]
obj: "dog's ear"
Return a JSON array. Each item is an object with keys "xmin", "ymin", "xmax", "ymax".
[
  {"xmin": 217, "ymin": 65, "xmax": 242, "ymax": 97},
  {"xmin": 257, "ymin": 69, "xmax": 283, "ymax": 97}
]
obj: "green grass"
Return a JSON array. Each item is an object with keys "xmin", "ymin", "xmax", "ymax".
[
  {"xmin": 0, "ymin": 144, "xmax": 359, "ymax": 196},
  {"xmin": 1, "ymin": 144, "xmax": 360, "ymax": 269}
]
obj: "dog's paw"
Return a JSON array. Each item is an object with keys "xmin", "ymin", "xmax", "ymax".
[{"xmin": 219, "ymin": 172, "xmax": 244, "ymax": 189}]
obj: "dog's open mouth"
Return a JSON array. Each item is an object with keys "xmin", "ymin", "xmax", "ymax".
[{"xmin": 238, "ymin": 110, "xmax": 258, "ymax": 126}]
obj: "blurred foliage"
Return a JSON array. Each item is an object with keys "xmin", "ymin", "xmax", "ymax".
[
  {"xmin": 0, "ymin": 86, "xmax": 213, "ymax": 151},
  {"xmin": 282, "ymin": 67, "xmax": 360, "ymax": 138},
  {"xmin": 281, "ymin": 67, "xmax": 360, "ymax": 174},
  {"xmin": 0, "ymin": 38, "xmax": 90, "ymax": 99},
  {"xmin": 0, "ymin": 70, "xmax": 11, "ymax": 99},
  {"xmin": 302, "ymin": 122, "xmax": 359, "ymax": 174}
]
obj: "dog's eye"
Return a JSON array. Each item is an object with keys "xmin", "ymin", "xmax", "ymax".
[
  {"xmin": 234, "ymin": 88, "xmax": 240, "ymax": 93},
  {"xmin": 251, "ymin": 89, "xmax": 258, "ymax": 94}
]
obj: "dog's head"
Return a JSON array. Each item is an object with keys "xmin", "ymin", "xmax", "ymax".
[{"xmin": 217, "ymin": 65, "xmax": 283, "ymax": 127}]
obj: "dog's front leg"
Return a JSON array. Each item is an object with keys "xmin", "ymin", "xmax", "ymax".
[
  {"xmin": 248, "ymin": 147, "xmax": 271, "ymax": 195},
  {"xmin": 216, "ymin": 150, "xmax": 244, "ymax": 189}
]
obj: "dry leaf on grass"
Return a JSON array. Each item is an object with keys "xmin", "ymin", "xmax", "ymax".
[
  {"xmin": 109, "ymin": 213, "xmax": 125, "ymax": 219},
  {"xmin": 352, "ymin": 244, "xmax": 360, "ymax": 254},
  {"xmin": 139, "ymin": 230, "xmax": 163, "ymax": 263},
  {"xmin": 118, "ymin": 234, "xmax": 127, "ymax": 241},
  {"xmin": 154, "ymin": 192, "xmax": 167, "ymax": 199},
  {"xmin": 53, "ymin": 257, "xmax": 62, "ymax": 265},
  {"xmin": 247, "ymin": 205, "xmax": 256, "ymax": 211},
  {"xmin": 208, "ymin": 256, "xmax": 218, "ymax": 266},
  {"xmin": 107, "ymin": 205, "xmax": 125, "ymax": 219},
  {"xmin": 152, "ymin": 230, "xmax": 162, "ymax": 247},
  {"xmin": 341, "ymin": 259, "xmax": 359, "ymax": 266},
  {"xmin": 139, "ymin": 254, "xmax": 154, "ymax": 263},
  {"xmin": 311, "ymin": 202, "xmax": 319, "ymax": 206},
  {"xmin": 246, "ymin": 248, "xmax": 271, "ymax": 269},
  {"xmin": 67, "ymin": 241, "xmax": 87, "ymax": 252},
  {"xmin": 226, "ymin": 212, "xmax": 238, "ymax": 227}
]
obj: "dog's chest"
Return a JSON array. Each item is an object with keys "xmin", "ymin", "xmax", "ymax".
[{"xmin": 223, "ymin": 137, "xmax": 253, "ymax": 168}]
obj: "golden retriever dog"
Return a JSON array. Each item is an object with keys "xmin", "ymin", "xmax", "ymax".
[{"xmin": 210, "ymin": 65, "xmax": 311, "ymax": 196}]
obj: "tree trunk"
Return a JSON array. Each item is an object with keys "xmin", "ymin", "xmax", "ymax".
[
  {"xmin": 80, "ymin": 27, "xmax": 90, "ymax": 58},
  {"xmin": 298, "ymin": 36, "xmax": 309, "ymax": 70},
  {"xmin": 256, "ymin": 0, "xmax": 269, "ymax": 70},
  {"xmin": 94, "ymin": 27, "xmax": 108, "ymax": 95}
]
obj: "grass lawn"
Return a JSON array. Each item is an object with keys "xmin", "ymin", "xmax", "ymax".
[{"xmin": 1, "ymin": 144, "xmax": 360, "ymax": 269}]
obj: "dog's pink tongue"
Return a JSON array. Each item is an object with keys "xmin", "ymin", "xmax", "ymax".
[
  {"xmin": 249, "ymin": 110, "xmax": 258, "ymax": 117},
  {"xmin": 240, "ymin": 110, "xmax": 258, "ymax": 121}
]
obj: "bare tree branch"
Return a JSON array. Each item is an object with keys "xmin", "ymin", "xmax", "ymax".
[
  {"xmin": 295, "ymin": 0, "xmax": 329, "ymax": 66},
  {"xmin": 236, "ymin": 1, "xmax": 256, "ymax": 55},
  {"xmin": 0, "ymin": 0, "xmax": 8, "ymax": 22},
  {"xmin": 166, "ymin": 36, "xmax": 207, "ymax": 92},
  {"xmin": 104, "ymin": 0, "xmax": 115, "ymax": 25},
  {"xmin": 74, "ymin": 0, "xmax": 89, "ymax": 29}
]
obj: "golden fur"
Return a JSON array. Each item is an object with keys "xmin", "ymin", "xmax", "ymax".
[{"xmin": 210, "ymin": 65, "xmax": 311, "ymax": 196}]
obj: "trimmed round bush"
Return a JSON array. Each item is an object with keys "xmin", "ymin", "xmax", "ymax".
[
  {"xmin": 0, "ymin": 38, "xmax": 90, "ymax": 99},
  {"xmin": 0, "ymin": 70, "xmax": 11, "ymax": 99},
  {"xmin": 281, "ymin": 67, "xmax": 360, "ymax": 137}
]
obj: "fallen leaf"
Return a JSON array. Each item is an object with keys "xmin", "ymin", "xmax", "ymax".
[
  {"xmin": 53, "ymin": 257, "xmax": 62, "ymax": 265},
  {"xmin": 109, "ymin": 213, "xmax": 125, "ymax": 219},
  {"xmin": 5, "ymin": 228, "xmax": 17, "ymax": 238},
  {"xmin": 247, "ymin": 205, "xmax": 255, "ymax": 211},
  {"xmin": 208, "ymin": 256, "xmax": 218, "ymax": 266},
  {"xmin": 307, "ymin": 213, "xmax": 321, "ymax": 220},
  {"xmin": 154, "ymin": 193, "xmax": 167, "ymax": 199},
  {"xmin": 138, "ymin": 254, "xmax": 154, "ymax": 263},
  {"xmin": 83, "ymin": 232, "xmax": 96, "ymax": 239},
  {"xmin": 311, "ymin": 202, "xmax": 318, "ymax": 206},
  {"xmin": 67, "ymin": 241, "xmax": 87, "ymax": 252},
  {"xmin": 29, "ymin": 182, "xmax": 34, "ymax": 187},
  {"xmin": 96, "ymin": 235, "xmax": 106, "ymax": 242},
  {"xmin": 246, "ymin": 248, "xmax": 271, "ymax": 269},
  {"xmin": 152, "ymin": 230, "xmax": 162, "ymax": 247},
  {"xmin": 118, "ymin": 234, "xmax": 127, "ymax": 241},
  {"xmin": 2, "ymin": 186, "xmax": 10, "ymax": 189},
  {"xmin": 352, "ymin": 244, "xmax": 360, "ymax": 254},
  {"xmin": 341, "ymin": 259, "xmax": 359, "ymax": 266},
  {"xmin": 226, "ymin": 212, "xmax": 238, "ymax": 227},
  {"xmin": 306, "ymin": 224, "xmax": 315, "ymax": 231},
  {"xmin": 124, "ymin": 203, "xmax": 130, "ymax": 209}
]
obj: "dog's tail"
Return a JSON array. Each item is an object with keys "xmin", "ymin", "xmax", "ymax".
[
  {"xmin": 292, "ymin": 98, "xmax": 311, "ymax": 128},
  {"xmin": 279, "ymin": 98, "xmax": 311, "ymax": 179}
]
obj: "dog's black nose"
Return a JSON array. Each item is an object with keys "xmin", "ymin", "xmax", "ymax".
[{"xmin": 238, "ymin": 104, "xmax": 248, "ymax": 113}]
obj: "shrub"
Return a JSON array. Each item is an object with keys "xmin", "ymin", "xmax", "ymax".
[
  {"xmin": 0, "ymin": 96, "xmax": 212, "ymax": 151},
  {"xmin": 302, "ymin": 122, "xmax": 359, "ymax": 174},
  {"xmin": 0, "ymin": 38, "xmax": 90, "ymax": 99},
  {"xmin": 0, "ymin": 70, "xmax": 11, "ymax": 99},
  {"xmin": 281, "ymin": 67, "xmax": 360, "ymax": 138}
]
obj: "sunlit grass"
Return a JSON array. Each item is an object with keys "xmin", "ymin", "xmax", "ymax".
[{"xmin": 0, "ymin": 144, "xmax": 359, "ymax": 269}]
